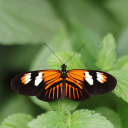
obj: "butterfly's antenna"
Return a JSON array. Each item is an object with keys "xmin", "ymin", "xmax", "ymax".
[
  {"xmin": 64, "ymin": 44, "xmax": 85, "ymax": 64},
  {"xmin": 44, "ymin": 43, "xmax": 63, "ymax": 64}
]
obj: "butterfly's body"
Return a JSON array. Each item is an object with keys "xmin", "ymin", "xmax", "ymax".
[{"xmin": 11, "ymin": 64, "xmax": 117, "ymax": 102}]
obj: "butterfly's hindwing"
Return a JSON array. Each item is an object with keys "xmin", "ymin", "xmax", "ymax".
[{"xmin": 37, "ymin": 70, "xmax": 62, "ymax": 102}]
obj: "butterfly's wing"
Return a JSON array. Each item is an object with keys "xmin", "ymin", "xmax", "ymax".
[
  {"xmin": 11, "ymin": 70, "xmax": 62, "ymax": 102},
  {"xmin": 66, "ymin": 70, "xmax": 117, "ymax": 101}
]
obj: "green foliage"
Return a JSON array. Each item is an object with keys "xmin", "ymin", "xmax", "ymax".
[
  {"xmin": 117, "ymin": 55, "xmax": 128, "ymax": 75},
  {"xmin": 28, "ymin": 111, "xmax": 66, "ymax": 128},
  {"xmin": 29, "ymin": 97, "xmax": 52, "ymax": 111},
  {"xmin": 1, "ymin": 1, "xmax": 128, "ymax": 128},
  {"xmin": 0, "ymin": 114, "xmax": 33, "ymax": 128},
  {"xmin": 0, "ymin": 95, "xmax": 39, "ymax": 123},
  {"xmin": 95, "ymin": 107, "xmax": 122, "ymax": 128},
  {"xmin": 0, "ymin": 0, "xmax": 61, "ymax": 45},
  {"xmin": 48, "ymin": 51, "xmax": 85, "ymax": 70},
  {"xmin": 70, "ymin": 20, "xmax": 102, "ymax": 69},
  {"xmin": 96, "ymin": 34, "xmax": 116, "ymax": 71},
  {"xmin": 49, "ymin": 98, "xmax": 80, "ymax": 114},
  {"xmin": 70, "ymin": 110, "xmax": 114, "ymax": 128},
  {"xmin": 2, "ymin": 32, "xmax": 127, "ymax": 128},
  {"xmin": 117, "ymin": 99, "xmax": 128, "ymax": 128},
  {"xmin": 108, "ymin": 70, "xmax": 128, "ymax": 103},
  {"xmin": 28, "ymin": 110, "xmax": 114, "ymax": 128}
]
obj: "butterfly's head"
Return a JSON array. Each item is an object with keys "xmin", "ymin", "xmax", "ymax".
[{"xmin": 61, "ymin": 64, "xmax": 67, "ymax": 71}]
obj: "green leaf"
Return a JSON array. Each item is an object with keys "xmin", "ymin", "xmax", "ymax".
[
  {"xmin": 95, "ymin": 107, "xmax": 122, "ymax": 128},
  {"xmin": 0, "ymin": 113, "xmax": 33, "ymax": 128},
  {"xmin": 51, "ymin": 0, "xmax": 119, "ymax": 37},
  {"xmin": 0, "ymin": 0, "xmax": 62, "ymax": 45},
  {"xmin": 117, "ymin": 29, "xmax": 128, "ymax": 57},
  {"xmin": 105, "ymin": 1, "xmax": 128, "ymax": 26},
  {"xmin": 78, "ymin": 93, "xmax": 117, "ymax": 111},
  {"xmin": 48, "ymin": 51, "xmax": 85, "ymax": 70},
  {"xmin": 117, "ymin": 55, "xmax": 128, "ymax": 75},
  {"xmin": 0, "ymin": 95, "xmax": 38, "ymax": 123},
  {"xmin": 28, "ymin": 111, "xmax": 66, "ymax": 128},
  {"xmin": 70, "ymin": 20, "xmax": 101, "ymax": 69},
  {"xmin": 117, "ymin": 99, "xmax": 128, "ymax": 128},
  {"xmin": 68, "ymin": 109, "xmax": 114, "ymax": 128},
  {"xmin": 108, "ymin": 70, "xmax": 128, "ymax": 103},
  {"xmin": 29, "ymin": 97, "xmax": 52, "ymax": 111},
  {"xmin": 96, "ymin": 34, "xmax": 116, "ymax": 71},
  {"xmin": 30, "ymin": 27, "xmax": 72, "ymax": 71},
  {"xmin": 49, "ymin": 98, "xmax": 80, "ymax": 114}
]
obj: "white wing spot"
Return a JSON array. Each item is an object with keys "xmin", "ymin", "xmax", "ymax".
[
  {"xmin": 25, "ymin": 73, "xmax": 31, "ymax": 84},
  {"xmin": 35, "ymin": 72, "xmax": 43, "ymax": 86},
  {"xmin": 96, "ymin": 72, "xmax": 104, "ymax": 83},
  {"xmin": 85, "ymin": 71, "xmax": 93, "ymax": 85}
]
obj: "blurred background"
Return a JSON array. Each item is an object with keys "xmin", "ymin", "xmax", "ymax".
[{"xmin": 0, "ymin": 0, "xmax": 128, "ymax": 126}]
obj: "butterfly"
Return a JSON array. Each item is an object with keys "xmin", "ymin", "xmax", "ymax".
[{"xmin": 10, "ymin": 44, "xmax": 117, "ymax": 102}]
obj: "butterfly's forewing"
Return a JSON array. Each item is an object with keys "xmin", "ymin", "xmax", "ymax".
[
  {"xmin": 83, "ymin": 70, "xmax": 117, "ymax": 95},
  {"xmin": 11, "ymin": 70, "xmax": 62, "ymax": 102},
  {"xmin": 66, "ymin": 70, "xmax": 117, "ymax": 101}
]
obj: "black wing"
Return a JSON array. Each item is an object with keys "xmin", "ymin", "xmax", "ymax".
[
  {"xmin": 11, "ymin": 70, "xmax": 62, "ymax": 102},
  {"xmin": 65, "ymin": 69, "xmax": 117, "ymax": 101}
]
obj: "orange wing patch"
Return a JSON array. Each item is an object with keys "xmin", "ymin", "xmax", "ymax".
[
  {"xmin": 21, "ymin": 73, "xmax": 31, "ymax": 85},
  {"xmin": 72, "ymin": 86, "xmax": 75, "ymax": 99},
  {"xmin": 65, "ymin": 83, "xmax": 83, "ymax": 100},
  {"xmin": 66, "ymin": 70, "xmax": 86, "ymax": 89},
  {"xmin": 67, "ymin": 70, "xmax": 86, "ymax": 81},
  {"xmin": 45, "ymin": 78, "xmax": 62, "ymax": 90},
  {"xmin": 44, "ymin": 83, "xmax": 62, "ymax": 100},
  {"xmin": 57, "ymin": 85, "xmax": 59, "ymax": 98},
  {"xmin": 66, "ymin": 77, "xmax": 83, "ymax": 89},
  {"xmin": 41, "ymin": 70, "xmax": 62, "ymax": 100},
  {"xmin": 42, "ymin": 71, "xmax": 62, "ymax": 90}
]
